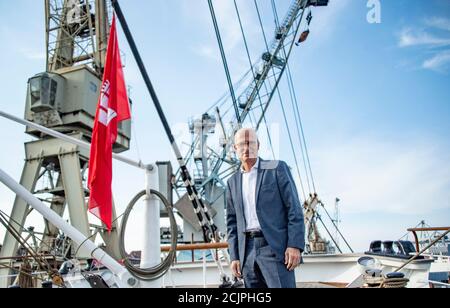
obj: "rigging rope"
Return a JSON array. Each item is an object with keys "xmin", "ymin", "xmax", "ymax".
[
  {"xmin": 271, "ymin": 0, "xmax": 280, "ymax": 26},
  {"xmin": 288, "ymin": 69, "xmax": 312, "ymax": 193},
  {"xmin": 271, "ymin": 1, "xmax": 316, "ymax": 194},
  {"xmin": 233, "ymin": 0, "xmax": 276, "ymax": 160},
  {"xmin": 206, "ymin": 67, "xmax": 253, "ymax": 114},
  {"xmin": 269, "ymin": 2, "xmax": 355, "ymax": 256},
  {"xmin": 315, "ymin": 213, "xmax": 343, "ymax": 253},
  {"xmin": 319, "ymin": 202, "xmax": 354, "ymax": 253},
  {"xmin": 254, "ymin": 0, "xmax": 307, "ymax": 200},
  {"xmin": 112, "ymin": 0, "xmax": 218, "ymax": 243},
  {"xmin": 286, "ymin": 62, "xmax": 317, "ymax": 193},
  {"xmin": 0, "ymin": 210, "xmax": 63, "ymax": 286},
  {"xmin": 207, "ymin": 0, "xmax": 241, "ymax": 125}
]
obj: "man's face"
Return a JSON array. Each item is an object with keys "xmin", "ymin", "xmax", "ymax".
[{"xmin": 234, "ymin": 129, "xmax": 259, "ymax": 163}]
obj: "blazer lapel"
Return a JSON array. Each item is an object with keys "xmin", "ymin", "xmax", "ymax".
[
  {"xmin": 236, "ymin": 171, "xmax": 245, "ymax": 220},
  {"xmin": 255, "ymin": 158, "xmax": 265, "ymax": 206}
]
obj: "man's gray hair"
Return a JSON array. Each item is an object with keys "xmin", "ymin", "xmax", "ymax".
[
  {"xmin": 234, "ymin": 128, "xmax": 259, "ymax": 144},
  {"xmin": 234, "ymin": 127, "xmax": 257, "ymax": 135}
]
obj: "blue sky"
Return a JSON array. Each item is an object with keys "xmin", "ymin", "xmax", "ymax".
[{"xmin": 0, "ymin": 0, "xmax": 449, "ymax": 252}]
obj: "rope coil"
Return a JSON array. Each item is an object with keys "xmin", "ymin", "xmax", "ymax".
[
  {"xmin": 119, "ymin": 190, "xmax": 177, "ymax": 281},
  {"xmin": 363, "ymin": 275, "xmax": 409, "ymax": 289}
]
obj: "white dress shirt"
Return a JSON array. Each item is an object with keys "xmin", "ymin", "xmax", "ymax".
[{"xmin": 241, "ymin": 158, "xmax": 261, "ymax": 231}]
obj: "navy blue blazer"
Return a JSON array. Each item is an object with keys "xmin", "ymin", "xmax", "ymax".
[{"xmin": 226, "ymin": 159, "xmax": 305, "ymax": 264}]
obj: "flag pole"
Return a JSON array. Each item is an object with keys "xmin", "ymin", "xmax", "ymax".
[{"xmin": 140, "ymin": 167, "xmax": 162, "ymax": 287}]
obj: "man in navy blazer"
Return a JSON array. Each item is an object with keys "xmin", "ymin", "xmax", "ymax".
[{"xmin": 227, "ymin": 128, "xmax": 305, "ymax": 288}]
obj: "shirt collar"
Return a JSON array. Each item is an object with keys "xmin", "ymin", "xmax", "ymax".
[{"xmin": 240, "ymin": 158, "xmax": 259, "ymax": 174}]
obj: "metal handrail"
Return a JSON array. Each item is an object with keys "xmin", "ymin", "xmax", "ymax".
[
  {"xmin": 429, "ymin": 280, "xmax": 450, "ymax": 288},
  {"xmin": 395, "ymin": 228, "xmax": 450, "ymax": 273},
  {"xmin": 0, "ymin": 110, "xmax": 153, "ymax": 171},
  {"xmin": 160, "ymin": 242, "xmax": 228, "ymax": 252},
  {"xmin": 160, "ymin": 242, "xmax": 229, "ymax": 265},
  {"xmin": 407, "ymin": 227, "xmax": 450, "ymax": 252}
]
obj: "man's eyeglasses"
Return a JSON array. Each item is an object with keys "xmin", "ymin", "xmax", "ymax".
[{"xmin": 235, "ymin": 141, "xmax": 258, "ymax": 148}]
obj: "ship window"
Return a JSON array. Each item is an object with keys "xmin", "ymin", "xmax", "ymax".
[
  {"xmin": 41, "ymin": 76, "xmax": 51, "ymax": 106},
  {"xmin": 41, "ymin": 76, "xmax": 50, "ymax": 94},
  {"xmin": 49, "ymin": 79, "xmax": 58, "ymax": 107},
  {"xmin": 393, "ymin": 242, "xmax": 402, "ymax": 255},
  {"xmin": 30, "ymin": 77, "xmax": 41, "ymax": 100}
]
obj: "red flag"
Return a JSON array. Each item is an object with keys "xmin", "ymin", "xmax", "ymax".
[{"xmin": 88, "ymin": 15, "xmax": 130, "ymax": 231}]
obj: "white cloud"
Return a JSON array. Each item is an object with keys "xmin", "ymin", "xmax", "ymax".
[
  {"xmin": 311, "ymin": 137, "xmax": 450, "ymax": 215},
  {"xmin": 398, "ymin": 28, "xmax": 450, "ymax": 48},
  {"xmin": 398, "ymin": 16, "xmax": 450, "ymax": 73},
  {"xmin": 424, "ymin": 16, "xmax": 450, "ymax": 32},
  {"xmin": 423, "ymin": 50, "xmax": 450, "ymax": 72}
]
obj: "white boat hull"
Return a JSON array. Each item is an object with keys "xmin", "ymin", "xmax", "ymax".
[{"xmin": 160, "ymin": 253, "xmax": 433, "ymax": 288}]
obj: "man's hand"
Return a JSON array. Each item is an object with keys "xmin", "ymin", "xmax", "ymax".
[
  {"xmin": 285, "ymin": 248, "xmax": 302, "ymax": 271},
  {"xmin": 231, "ymin": 260, "xmax": 242, "ymax": 278}
]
